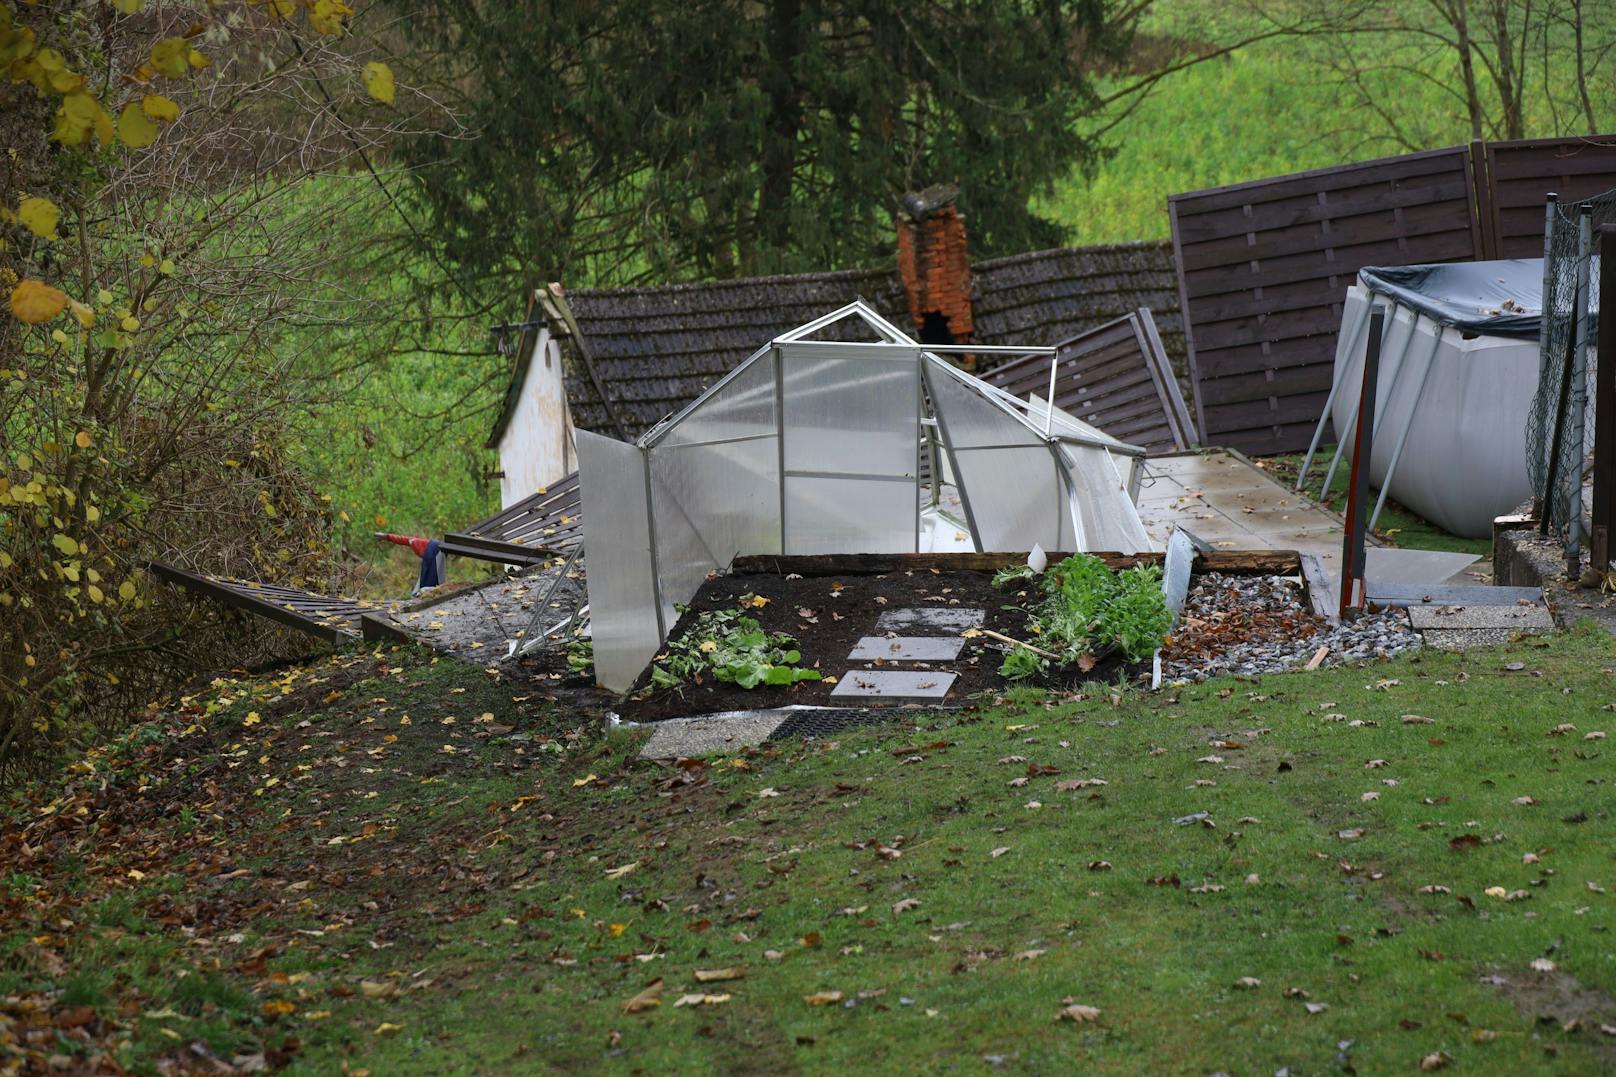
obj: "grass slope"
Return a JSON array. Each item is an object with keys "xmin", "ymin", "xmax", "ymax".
[{"xmin": 6, "ymin": 626, "xmax": 1616, "ymax": 1073}]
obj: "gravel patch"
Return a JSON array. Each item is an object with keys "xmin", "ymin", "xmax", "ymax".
[{"xmin": 1161, "ymin": 573, "xmax": 1420, "ymax": 682}]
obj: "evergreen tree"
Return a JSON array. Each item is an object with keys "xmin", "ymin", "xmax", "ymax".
[{"xmin": 389, "ymin": 1, "xmax": 1134, "ymax": 288}]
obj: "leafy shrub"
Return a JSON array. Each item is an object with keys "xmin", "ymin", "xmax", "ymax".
[
  {"xmin": 996, "ymin": 554, "xmax": 1171, "ymax": 679},
  {"xmin": 651, "ymin": 605, "xmax": 821, "ymax": 691},
  {"xmin": 566, "ymin": 638, "xmax": 594, "ymax": 675}
]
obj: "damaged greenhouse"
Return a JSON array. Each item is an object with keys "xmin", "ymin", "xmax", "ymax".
[{"xmin": 576, "ymin": 301, "xmax": 1155, "ymax": 691}]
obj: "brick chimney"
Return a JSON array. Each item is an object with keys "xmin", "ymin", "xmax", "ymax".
[{"xmin": 895, "ymin": 185, "xmax": 974, "ymax": 355}]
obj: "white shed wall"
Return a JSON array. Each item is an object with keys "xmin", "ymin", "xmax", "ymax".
[{"xmin": 497, "ymin": 324, "xmax": 577, "ymax": 509}]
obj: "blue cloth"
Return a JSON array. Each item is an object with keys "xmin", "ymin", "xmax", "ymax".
[{"xmin": 414, "ymin": 539, "xmax": 446, "ymax": 593}]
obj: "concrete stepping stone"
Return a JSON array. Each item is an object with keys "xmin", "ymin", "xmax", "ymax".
[
  {"xmin": 847, "ymin": 635, "xmax": 965, "ymax": 661},
  {"xmin": 1406, "ymin": 604, "xmax": 1554, "ymax": 631},
  {"xmin": 874, "ymin": 607, "xmax": 984, "ymax": 633},
  {"xmin": 639, "ymin": 712, "xmax": 788, "ymax": 758},
  {"xmin": 831, "ymin": 670, "xmax": 956, "ymax": 700}
]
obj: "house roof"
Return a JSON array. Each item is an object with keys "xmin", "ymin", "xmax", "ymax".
[{"xmin": 491, "ymin": 241, "xmax": 1181, "ymax": 443}]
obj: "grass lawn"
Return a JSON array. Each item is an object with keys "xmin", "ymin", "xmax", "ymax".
[{"xmin": 5, "ymin": 627, "xmax": 1616, "ymax": 1073}]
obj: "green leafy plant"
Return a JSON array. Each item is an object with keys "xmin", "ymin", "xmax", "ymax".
[
  {"xmin": 651, "ymin": 606, "xmax": 821, "ymax": 692},
  {"xmin": 996, "ymin": 554, "xmax": 1171, "ymax": 676},
  {"xmin": 565, "ymin": 638, "xmax": 594, "ymax": 675},
  {"xmin": 998, "ymin": 643, "xmax": 1048, "ymax": 681}
]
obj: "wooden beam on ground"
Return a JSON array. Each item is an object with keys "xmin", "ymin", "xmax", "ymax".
[
  {"xmin": 360, "ymin": 613, "xmax": 413, "ymax": 644},
  {"xmin": 1297, "ymin": 553, "xmax": 1339, "ymax": 625},
  {"xmin": 147, "ymin": 561, "xmax": 358, "ymax": 643},
  {"xmin": 730, "ymin": 550, "xmax": 1303, "ymax": 578}
]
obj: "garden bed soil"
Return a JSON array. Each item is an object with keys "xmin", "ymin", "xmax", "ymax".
[{"xmin": 617, "ymin": 566, "xmax": 1148, "ymax": 722}]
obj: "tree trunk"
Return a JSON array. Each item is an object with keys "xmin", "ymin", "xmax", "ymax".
[
  {"xmin": 1487, "ymin": 0, "xmax": 1524, "ymax": 140},
  {"xmin": 1440, "ymin": 0, "xmax": 1487, "ymax": 140},
  {"xmin": 1572, "ymin": 0, "xmax": 1597, "ymax": 134},
  {"xmin": 753, "ymin": 0, "xmax": 804, "ymax": 273}
]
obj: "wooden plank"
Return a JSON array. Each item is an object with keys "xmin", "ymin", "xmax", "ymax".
[
  {"xmin": 1168, "ymin": 146, "xmax": 1470, "ymax": 215},
  {"xmin": 360, "ymin": 613, "xmax": 413, "ymax": 644},
  {"xmin": 1297, "ymin": 552, "xmax": 1338, "ymax": 624},
  {"xmin": 731, "ymin": 549, "xmax": 1301, "ymax": 577},
  {"xmin": 1169, "ymin": 197, "xmax": 1210, "ymax": 452},
  {"xmin": 1136, "ymin": 308, "xmax": 1196, "ymax": 449},
  {"xmin": 1171, "ymin": 173, "xmax": 1475, "ymax": 245},
  {"xmin": 147, "ymin": 561, "xmax": 353, "ymax": 642}
]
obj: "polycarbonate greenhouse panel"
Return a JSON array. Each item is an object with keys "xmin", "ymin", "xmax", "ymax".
[
  {"xmin": 1060, "ymin": 443, "xmax": 1154, "ymax": 553},
  {"xmin": 778, "ymin": 344, "xmax": 919, "ymax": 477},
  {"xmin": 782, "ymin": 475, "xmax": 917, "ymax": 554},
  {"xmin": 648, "ymin": 430, "xmax": 781, "ymax": 626},
  {"xmin": 575, "ymin": 430, "xmax": 663, "ymax": 692},
  {"xmin": 925, "ymin": 358, "xmax": 1066, "ymax": 550},
  {"xmin": 654, "ymin": 349, "xmax": 778, "ymax": 450},
  {"xmin": 951, "ymin": 445, "xmax": 1068, "ymax": 551}
]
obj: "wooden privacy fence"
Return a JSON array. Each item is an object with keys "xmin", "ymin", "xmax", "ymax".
[
  {"xmin": 1170, "ymin": 134, "xmax": 1616, "ymax": 456},
  {"xmin": 981, "ymin": 308, "xmax": 1196, "ymax": 454}
]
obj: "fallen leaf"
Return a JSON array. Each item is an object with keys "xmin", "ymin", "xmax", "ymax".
[
  {"xmin": 1058, "ymin": 1004, "xmax": 1101, "ymax": 1023},
  {"xmin": 1420, "ymin": 1050, "xmax": 1452, "ymax": 1070},
  {"xmin": 694, "ymin": 967, "xmax": 745, "ymax": 983},
  {"xmin": 893, "ymin": 898, "xmax": 922, "ymax": 914},
  {"xmin": 623, "ymin": 978, "xmax": 664, "ymax": 1014},
  {"xmin": 673, "ymin": 993, "xmax": 731, "ymax": 1007},
  {"xmin": 804, "ymin": 990, "xmax": 844, "ymax": 1006},
  {"xmin": 1233, "ymin": 977, "xmax": 1262, "ymax": 989}
]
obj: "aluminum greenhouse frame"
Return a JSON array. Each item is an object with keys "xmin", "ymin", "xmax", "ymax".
[{"xmin": 577, "ymin": 301, "xmax": 1153, "ymax": 691}]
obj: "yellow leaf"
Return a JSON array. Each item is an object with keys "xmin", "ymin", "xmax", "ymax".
[
  {"xmin": 150, "ymin": 38, "xmax": 190, "ymax": 78},
  {"xmin": 88, "ymin": 584, "xmax": 104, "ymax": 604},
  {"xmin": 119, "ymin": 580, "xmax": 137, "ymax": 601},
  {"xmin": 84, "ymin": 504, "xmax": 99, "ymax": 523},
  {"xmin": 18, "ymin": 197, "xmax": 59, "ymax": 240},
  {"xmin": 10, "ymin": 280, "xmax": 68, "ymax": 324},
  {"xmin": 74, "ymin": 430, "xmax": 92, "ymax": 449},
  {"xmin": 307, "ymin": 0, "xmax": 353, "ymax": 36},
  {"xmin": 363, "ymin": 61, "xmax": 395, "ymax": 105},
  {"xmin": 187, "ymin": 47, "xmax": 210, "ymax": 71},
  {"xmin": 118, "ymin": 102, "xmax": 158, "ymax": 148},
  {"xmin": 0, "ymin": 19, "xmax": 35, "ymax": 67},
  {"xmin": 244, "ymin": 711, "xmax": 261, "ymax": 726},
  {"xmin": 53, "ymin": 92, "xmax": 114, "ymax": 147},
  {"xmin": 266, "ymin": 0, "xmax": 296, "ymax": 17},
  {"xmin": 573, "ymin": 773, "xmax": 598, "ymax": 787},
  {"xmin": 121, "ymin": 315, "xmax": 140, "ymax": 332},
  {"xmin": 69, "ymin": 299, "xmax": 94, "ymax": 328},
  {"xmin": 159, "ymin": 258, "xmax": 175, "ymax": 275},
  {"xmin": 749, "ymin": 595, "xmax": 769, "ymax": 608},
  {"xmin": 142, "ymin": 93, "xmax": 179, "ymax": 123},
  {"xmin": 112, "ymin": 0, "xmax": 143, "ymax": 12}
]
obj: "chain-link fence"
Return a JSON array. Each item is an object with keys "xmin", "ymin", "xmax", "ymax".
[{"xmin": 1526, "ymin": 189, "xmax": 1613, "ymax": 538}]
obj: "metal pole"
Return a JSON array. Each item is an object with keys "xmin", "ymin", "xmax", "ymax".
[
  {"xmin": 1565, "ymin": 207, "xmax": 1594, "ymax": 576},
  {"xmin": 1044, "ymin": 354, "xmax": 1059, "ymax": 437},
  {"xmin": 1369, "ymin": 325, "xmax": 1445, "ymax": 532},
  {"xmin": 1593, "ymin": 224, "xmax": 1616, "ymax": 573},
  {"xmin": 1323, "ymin": 304, "xmax": 1412, "ymax": 500},
  {"xmin": 1340, "ymin": 305, "xmax": 1385, "ymax": 619},
  {"xmin": 1297, "ymin": 296, "xmax": 1372, "ymax": 491}
]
